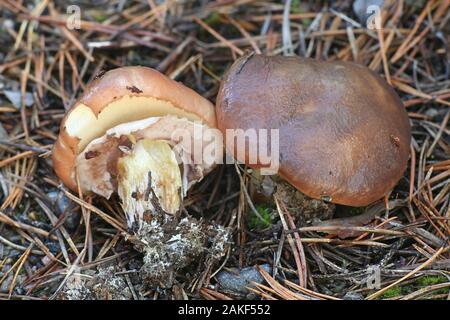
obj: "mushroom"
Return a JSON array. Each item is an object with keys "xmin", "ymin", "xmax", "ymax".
[
  {"xmin": 52, "ymin": 66, "xmax": 220, "ymax": 228},
  {"xmin": 216, "ymin": 54, "xmax": 411, "ymax": 207}
]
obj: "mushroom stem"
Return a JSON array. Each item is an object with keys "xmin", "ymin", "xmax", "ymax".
[{"xmin": 117, "ymin": 139, "xmax": 182, "ymax": 229}]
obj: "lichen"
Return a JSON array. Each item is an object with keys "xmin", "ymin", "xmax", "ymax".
[
  {"xmin": 61, "ymin": 265, "xmax": 133, "ymax": 300},
  {"xmin": 136, "ymin": 214, "xmax": 231, "ymax": 288}
]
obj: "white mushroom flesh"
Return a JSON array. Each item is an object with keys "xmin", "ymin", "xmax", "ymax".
[{"xmin": 75, "ymin": 115, "xmax": 217, "ymax": 228}]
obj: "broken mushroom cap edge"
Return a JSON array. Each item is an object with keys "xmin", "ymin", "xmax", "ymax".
[{"xmin": 52, "ymin": 66, "xmax": 217, "ymax": 192}]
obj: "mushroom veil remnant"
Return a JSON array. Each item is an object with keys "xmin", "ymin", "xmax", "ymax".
[
  {"xmin": 52, "ymin": 66, "xmax": 219, "ymax": 228},
  {"xmin": 216, "ymin": 54, "xmax": 411, "ymax": 207}
]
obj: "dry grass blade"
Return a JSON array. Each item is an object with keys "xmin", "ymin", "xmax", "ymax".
[
  {"xmin": 274, "ymin": 195, "xmax": 307, "ymax": 287},
  {"xmin": 200, "ymin": 287, "xmax": 232, "ymax": 300}
]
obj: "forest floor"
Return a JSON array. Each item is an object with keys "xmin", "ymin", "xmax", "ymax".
[{"xmin": 0, "ymin": 0, "xmax": 449, "ymax": 300}]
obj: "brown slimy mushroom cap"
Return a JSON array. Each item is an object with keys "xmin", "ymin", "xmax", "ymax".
[
  {"xmin": 52, "ymin": 66, "xmax": 216, "ymax": 191},
  {"xmin": 216, "ymin": 54, "xmax": 411, "ymax": 207}
]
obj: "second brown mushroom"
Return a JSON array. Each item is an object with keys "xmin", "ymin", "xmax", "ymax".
[{"xmin": 216, "ymin": 54, "xmax": 411, "ymax": 207}]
